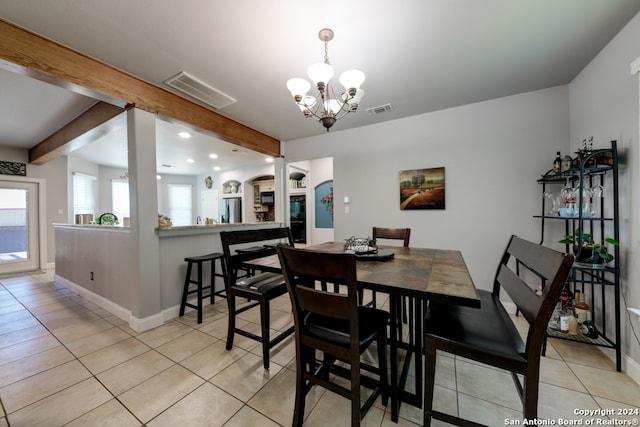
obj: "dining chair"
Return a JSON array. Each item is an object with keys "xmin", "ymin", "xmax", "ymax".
[
  {"xmin": 219, "ymin": 227, "xmax": 295, "ymax": 369},
  {"xmin": 368, "ymin": 227, "xmax": 411, "ymax": 309},
  {"xmin": 369, "ymin": 226, "xmax": 412, "ymax": 338},
  {"xmin": 423, "ymin": 235, "xmax": 574, "ymax": 426},
  {"xmin": 276, "ymin": 245, "xmax": 389, "ymax": 427}
]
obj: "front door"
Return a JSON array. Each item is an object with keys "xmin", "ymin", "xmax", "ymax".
[{"xmin": 0, "ymin": 180, "xmax": 40, "ymax": 274}]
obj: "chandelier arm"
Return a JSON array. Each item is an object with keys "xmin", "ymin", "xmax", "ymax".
[{"xmin": 327, "ymin": 81, "xmax": 354, "ymax": 117}]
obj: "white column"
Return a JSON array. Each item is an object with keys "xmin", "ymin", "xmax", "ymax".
[
  {"xmin": 127, "ymin": 108, "xmax": 162, "ymax": 327},
  {"xmin": 274, "ymin": 156, "xmax": 286, "ymax": 223},
  {"xmin": 629, "ymin": 58, "xmax": 640, "ymax": 320}
]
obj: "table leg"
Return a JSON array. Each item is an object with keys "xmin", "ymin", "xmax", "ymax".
[
  {"xmin": 413, "ymin": 298, "xmax": 423, "ymax": 403},
  {"xmin": 389, "ymin": 294, "xmax": 400, "ymax": 422},
  {"xmin": 389, "ymin": 296, "xmax": 425, "ymax": 422}
]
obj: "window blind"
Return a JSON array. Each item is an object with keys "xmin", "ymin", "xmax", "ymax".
[
  {"xmin": 111, "ymin": 179, "xmax": 130, "ymax": 223},
  {"xmin": 72, "ymin": 172, "xmax": 96, "ymax": 215},
  {"xmin": 168, "ymin": 184, "xmax": 192, "ymax": 226}
]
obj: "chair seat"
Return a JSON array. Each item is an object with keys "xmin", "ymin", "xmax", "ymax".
[
  {"xmin": 234, "ymin": 272, "xmax": 286, "ymax": 295},
  {"xmin": 423, "ymin": 236, "xmax": 575, "ymax": 426},
  {"xmin": 305, "ymin": 307, "xmax": 390, "ymax": 348},
  {"xmin": 426, "ymin": 290, "xmax": 526, "ymax": 367},
  {"xmin": 184, "ymin": 252, "xmax": 223, "ymax": 263}
]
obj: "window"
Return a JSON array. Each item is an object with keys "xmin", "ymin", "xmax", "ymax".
[
  {"xmin": 72, "ymin": 172, "xmax": 96, "ymax": 216},
  {"xmin": 111, "ymin": 180, "xmax": 130, "ymax": 224},
  {"xmin": 168, "ymin": 184, "xmax": 192, "ymax": 226}
]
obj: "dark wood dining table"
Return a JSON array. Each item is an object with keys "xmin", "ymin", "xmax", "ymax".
[{"xmin": 242, "ymin": 241, "xmax": 480, "ymax": 422}]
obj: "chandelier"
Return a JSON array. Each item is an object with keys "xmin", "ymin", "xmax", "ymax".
[{"xmin": 286, "ymin": 28, "xmax": 365, "ymax": 131}]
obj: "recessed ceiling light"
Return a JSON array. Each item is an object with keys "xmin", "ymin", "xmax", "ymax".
[
  {"xmin": 178, "ymin": 131, "xmax": 191, "ymax": 139},
  {"xmin": 187, "ymin": 158, "xmax": 195, "ymax": 163},
  {"xmin": 209, "ymin": 153, "xmax": 218, "ymax": 159},
  {"xmin": 156, "ymin": 175, "xmax": 162, "ymax": 180},
  {"xmin": 214, "ymin": 166, "xmax": 221, "ymax": 171},
  {"xmin": 266, "ymin": 157, "xmax": 274, "ymax": 163}
]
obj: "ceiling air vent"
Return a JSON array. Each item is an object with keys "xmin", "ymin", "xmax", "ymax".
[
  {"xmin": 366, "ymin": 103, "xmax": 393, "ymax": 116},
  {"xmin": 164, "ymin": 71, "xmax": 237, "ymax": 109}
]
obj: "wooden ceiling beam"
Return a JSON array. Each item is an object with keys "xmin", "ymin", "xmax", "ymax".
[
  {"xmin": 28, "ymin": 101, "xmax": 129, "ymax": 165},
  {"xmin": 0, "ymin": 18, "xmax": 281, "ymax": 163}
]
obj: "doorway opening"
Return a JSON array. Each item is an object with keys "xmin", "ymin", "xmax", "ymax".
[{"xmin": 0, "ymin": 179, "xmax": 44, "ymax": 275}]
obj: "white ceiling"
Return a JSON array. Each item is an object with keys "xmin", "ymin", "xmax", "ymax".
[{"xmin": 1, "ymin": 0, "xmax": 639, "ymax": 173}]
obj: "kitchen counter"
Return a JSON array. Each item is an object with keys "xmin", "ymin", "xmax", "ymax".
[
  {"xmin": 53, "ymin": 223, "xmax": 130, "ymax": 233},
  {"xmin": 156, "ymin": 222, "xmax": 281, "ymax": 237},
  {"xmin": 53, "ymin": 221, "xmax": 285, "ymax": 332}
]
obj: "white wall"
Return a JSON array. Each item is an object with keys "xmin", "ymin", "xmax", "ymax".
[
  {"xmin": 284, "ymin": 86, "xmax": 570, "ymax": 292},
  {"xmin": 569, "ymin": 11, "xmax": 640, "ymax": 372},
  {"xmin": 28, "ymin": 156, "xmax": 68, "ymax": 265}
]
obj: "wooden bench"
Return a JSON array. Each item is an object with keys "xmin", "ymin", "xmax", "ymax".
[
  {"xmin": 219, "ymin": 227, "xmax": 295, "ymax": 369},
  {"xmin": 423, "ymin": 235, "xmax": 574, "ymax": 426}
]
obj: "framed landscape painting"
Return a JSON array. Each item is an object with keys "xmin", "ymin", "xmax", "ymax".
[{"xmin": 399, "ymin": 167, "xmax": 445, "ymax": 210}]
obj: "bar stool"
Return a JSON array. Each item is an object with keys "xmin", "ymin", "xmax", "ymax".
[{"xmin": 179, "ymin": 252, "xmax": 225, "ymax": 323}]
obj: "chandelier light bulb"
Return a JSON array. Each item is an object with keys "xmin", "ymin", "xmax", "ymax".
[
  {"xmin": 339, "ymin": 70, "xmax": 365, "ymax": 96},
  {"xmin": 344, "ymin": 88, "xmax": 365, "ymax": 111},
  {"xmin": 324, "ymin": 99, "xmax": 341, "ymax": 114},
  {"xmin": 286, "ymin": 78, "xmax": 311, "ymax": 102},
  {"xmin": 307, "ymin": 62, "xmax": 334, "ymax": 91}
]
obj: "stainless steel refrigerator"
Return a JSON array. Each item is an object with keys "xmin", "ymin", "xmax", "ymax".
[{"xmin": 221, "ymin": 197, "xmax": 242, "ymax": 223}]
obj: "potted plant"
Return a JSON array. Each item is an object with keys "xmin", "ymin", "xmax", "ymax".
[{"xmin": 559, "ymin": 231, "xmax": 619, "ymax": 265}]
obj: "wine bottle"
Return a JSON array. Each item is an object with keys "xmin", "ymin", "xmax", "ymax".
[
  {"xmin": 560, "ymin": 311, "xmax": 570, "ymax": 334},
  {"xmin": 559, "ymin": 283, "xmax": 573, "ymax": 311},
  {"xmin": 549, "ymin": 301, "xmax": 562, "ymax": 331},
  {"xmin": 580, "ymin": 311, "xmax": 598, "ymax": 339},
  {"xmin": 574, "ymin": 290, "xmax": 590, "ymax": 324},
  {"xmin": 568, "ymin": 313, "xmax": 578, "ymax": 335}
]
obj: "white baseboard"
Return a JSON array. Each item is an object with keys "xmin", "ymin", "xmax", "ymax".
[
  {"xmin": 624, "ymin": 354, "xmax": 640, "ymax": 385},
  {"xmin": 598, "ymin": 346, "xmax": 640, "ymax": 385},
  {"xmin": 54, "ymin": 274, "xmax": 165, "ymax": 333},
  {"xmin": 502, "ymin": 301, "xmax": 640, "ymax": 384}
]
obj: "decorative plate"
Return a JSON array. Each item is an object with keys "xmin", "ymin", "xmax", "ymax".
[{"xmin": 354, "ymin": 249, "xmax": 395, "ymax": 261}]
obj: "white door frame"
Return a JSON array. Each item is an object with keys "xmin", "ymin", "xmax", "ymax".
[{"xmin": 0, "ymin": 175, "xmax": 47, "ymax": 275}]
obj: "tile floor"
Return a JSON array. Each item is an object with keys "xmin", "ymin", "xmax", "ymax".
[{"xmin": 1, "ymin": 270, "xmax": 639, "ymax": 426}]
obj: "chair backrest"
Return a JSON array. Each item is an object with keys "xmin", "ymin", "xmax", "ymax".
[
  {"xmin": 220, "ymin": 227, "xmax": 294, "ymax": 280},
  {"xmin": 372, "ymin": 227, "xmax": 411, "ymax": 247},
  {"xmin": 494, "ymin": 235, "xmax": 574, "ymax": 354},
  {"xmin": 276, "ymin": 245, "xmax": 360, "ymax": 348}
]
